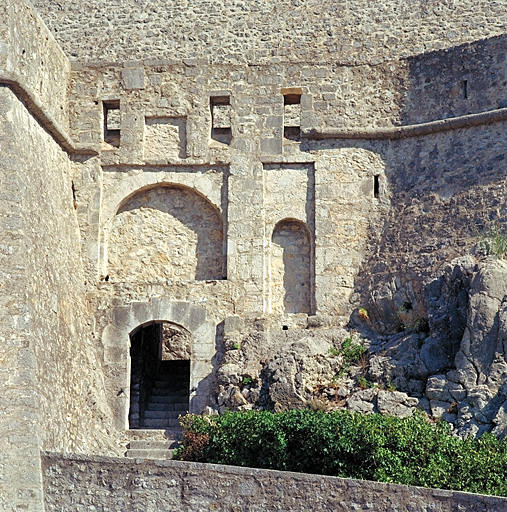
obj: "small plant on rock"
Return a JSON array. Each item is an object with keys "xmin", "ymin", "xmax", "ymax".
[
  {"xmin": 478, "ymin": 223, "xmax": 507, "ymax": 259},
  {"xmin": 342, "ymin": 337, "xmax": 368, "ymax": 365},
  {"xmin": 357, "ymin": 376, "xmax": 374, "ymax": 390},
  {"xmin": 358, "ymin": 307, "xmax": 369, "ymax": 320},
  {"xmin": 306, "ymin": 398, "xmax": 327, "ymax": 412},
  {"xmin": 242, "ymin": 375, "xmax": 253, "ymax": 386},
  {"xmin": 386, "ymin": 379, "xmax": 396, "ymax": 392},
  {"xmin": 328, "ymin": 346, "xmax": 340, "ymax": 357}
]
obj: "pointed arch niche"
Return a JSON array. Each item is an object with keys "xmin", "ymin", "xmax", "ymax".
[
  {"xmin": 105, "ymin": 184, "xmax": 225, "ymax": 282},
  {"xmin": 270, "ymin": 218, "xmax": 313, "ymax": 314}
]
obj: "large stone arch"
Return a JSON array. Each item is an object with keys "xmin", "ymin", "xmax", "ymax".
[
  {"xmin": 104, "ymin": 183, "xmax": 225, "ymax": 282},
  {"xmin": 270, "ymin": 218, "xmax": 313, "ymax": 315},
  {"xmin": 101, "ymin": 298, "xmax": 215, "ymax": 430}
]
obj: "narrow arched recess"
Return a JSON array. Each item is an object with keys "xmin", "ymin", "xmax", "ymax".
[{"xmin": 271, "ymin": 219, "xmax": 312, "ymax": 314}]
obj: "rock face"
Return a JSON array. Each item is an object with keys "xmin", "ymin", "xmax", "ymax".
[
  {"xmin": 433, "ymin": 257, "xmax": 507, "ymax": 437},
  {"xmin": 368, "ymin": 256, "xmax": 507, "ymax": 437},
  {"xmin": 215, "ymin": 256, "xmax": 507, "ymax": 438}
]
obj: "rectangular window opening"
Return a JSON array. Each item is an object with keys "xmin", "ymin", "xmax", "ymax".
[
  {"xmin": 374, "ymin": 175, "xmax": 380, "ymax": 199},
  {"xmin": 283, "ymin": 90, "xmax": 301, "ymax": 141},
  {"xmin": 103, "ymin": 100, "xmax": 120, "ymax": 147},
  {"xmin": 210, "ymin": 96, "xmax": 232, "ymax": 145}
]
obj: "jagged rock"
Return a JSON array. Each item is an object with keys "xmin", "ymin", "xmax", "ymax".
[
  {"xmin": 491, "ymin": 400, "xmax": 507, "ymax": 439},
  {"xmin": 425, "ymin": 375, "xmax": 451, "ymax": 402},
  {"xmin": 376, "ymin": 390, "xmax": 417, "ymax": 418},
  {"xmin": 347, "ymin": 389, "xmax": 377, "ymax": 414},
  {"xmin": 429, "ymin": 400, "xmax": 452, "ymax": 418},
  {"xmin": 368, "ymin": 332, "xmax": 427, "ymax": 394},
  {"xmin": 265, "ymin": 336, "xmax": 341, "ymax": 411},
  {"xmin": 210, "ymin": 257, "xmax": 507, "ymax": 438},
  {"xmin": 421, "ymin": 256, "xmax": 474, "ymax": 374}
]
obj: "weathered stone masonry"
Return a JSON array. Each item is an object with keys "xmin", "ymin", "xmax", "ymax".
[{"xmin": 1, "ymin": 0, "xmax": 507, "ymax": 509}]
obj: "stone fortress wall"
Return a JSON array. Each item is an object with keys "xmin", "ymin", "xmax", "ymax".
[
  {"xmin": 42, "ymin": 452, "xmax": 507, "ymax": 512},
  {"xmin": 31, "ymin": 0, "xmax": 507, "ymax": 66},
  {"xmin": 0, "ymin": 3, "xmax": 121, "ymax": 511},
  {"xmin": 1, "ymin": 0, "xmax": 506, "ymax": 509}
]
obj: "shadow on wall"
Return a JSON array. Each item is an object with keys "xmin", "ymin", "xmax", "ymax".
[
  {"xmin": 401, "ymin": 34, "xmax": 507, "ymax": 125},
  {"xmin": 107, "ymin": 184, "xmax": 225, "ymax": 282}
]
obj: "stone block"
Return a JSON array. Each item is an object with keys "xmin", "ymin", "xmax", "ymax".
[
  {"xmin": 131, "ymin": 301, "xmax": 153, "ymax": 326},
  {"xmin": 187, "ymin": 305, "xmax": 207, "ymax": 330},
  {"xmin": 260, "ymin": 137, "xmax": 282, "ymax": 155},
  {"xmin": 169, "ymin": 301, "xmax": 190, "ymax": 326},
  {"xmin": 192, "ymin": 342, "xmax": 214, "ymax": 359},
  {"xmin": 122, "ymin": 68, "xmax": 145, "ymax": 90}
]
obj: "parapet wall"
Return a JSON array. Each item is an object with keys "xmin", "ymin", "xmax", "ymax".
[
  {"xmin": 42, "ymin": 452, "xmax": 507, "ymax": 511},
  {"xmin": 0, "ymin": 0, "xmax": 70, "ymax": 130},
  {"xmin": 32, "ymin": 0, "xmax": 507, "ymax": 65}
]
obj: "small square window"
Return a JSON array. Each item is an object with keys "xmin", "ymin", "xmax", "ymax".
[
  {"xmin": 282, "ymin": 90, "xmax": 301, "ymax": 141},
  {"xmin": 210, "ymin": 96, "xmax": 232, "ymax": 145}
]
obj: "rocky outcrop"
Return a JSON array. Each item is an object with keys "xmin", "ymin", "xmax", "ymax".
[
  {"xmin": 367, "ymin": 256, "xmax": 507, "ymax": 437},
  {"xmin": 426, "ymin": 257, "xmax": 507, "ymax": 437},
  {"xmin": 213, "ymin": 256, "xmax": 507, "ymax": 439}
]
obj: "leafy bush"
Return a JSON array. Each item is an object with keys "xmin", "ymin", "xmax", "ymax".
[
  {"xmin": 341, "ymin": 337, "xmax": 367, "ymax": 365},
  {"xmin": 174, "ymin": 410, "xmax": 507, "ymax": 497}
]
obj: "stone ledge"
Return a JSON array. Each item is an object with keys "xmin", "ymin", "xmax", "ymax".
[
  {"xmin": 306, "ymin": 107, "xmax": 507, "ymax": 141},
  {"xmin": 0, "ymin": 73, "xmax": 98, "ymax": 156}
]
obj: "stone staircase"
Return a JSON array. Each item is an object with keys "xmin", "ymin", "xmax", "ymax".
[
  {"xmin": 126, "ymin": 361, "xmax": 190, "ymax": 459},
  {"xmin": 143, "ymin": 364, "xmax": 189, "ymax": 429},
  {"xmin": 125, "ymin": 428, "xmax": 183, "ymax": 459}
]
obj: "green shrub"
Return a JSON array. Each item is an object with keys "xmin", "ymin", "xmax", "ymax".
[
  {"xmin": 479, "ymin": 223, "xmax": 507, "ymax": 259},
  {"xmin": 341, "ymin": 337, "xmax": 367, "ymax": 365},
  {"xmin": 357, "ymin": 376, "xmax": 373, "ymax": 389},
  {"xmin": 174, "ymin": 410, "xmax": 507, "ymax": 497}
]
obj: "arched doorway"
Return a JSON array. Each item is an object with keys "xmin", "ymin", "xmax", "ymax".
[{"xmin": 128, "ymin": 321, "xmax": 191, "ymax": 429}]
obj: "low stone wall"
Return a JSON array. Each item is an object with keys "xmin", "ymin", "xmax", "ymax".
[{"xmin": 42, "ymin": 452, "xmax": 507, "ymax": 511}]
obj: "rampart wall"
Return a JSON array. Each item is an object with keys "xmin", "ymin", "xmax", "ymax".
[
  {"xmin": 32, "ymin": 0, "xmax": 506, "ymax": 66},
  {"xmin": 0, "ymin": 2, "xmax": 120, "ymax": 510},
  {"xmin": 42, "ymin": 452, "xmax": 507, "ymax": 512}
]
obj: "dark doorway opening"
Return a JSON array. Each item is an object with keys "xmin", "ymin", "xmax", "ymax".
[{"xmin": 129, "ymin": 323, "xmax": 190, "ymax": 429}]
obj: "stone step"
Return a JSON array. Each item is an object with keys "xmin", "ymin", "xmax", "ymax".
[
  {"xmin": 144, "ymin": 410, "xmax": 186, "ymax": 420},
  {"xmin": 154, "ymin": 380, "xmax": 190, "ymax": 388},
  {"xmin": 146, "ymin": 402, "xmax": 189, "ymax": 411},
  {"xmin": 143, "ymin": 418, "xmax": 181, "ymax": 428},
  {"xmin": 148, "ymin": 395, "xmax": 188, "ymax": 404},
  {"xmin": 150, "ymin": 388, "xmax": 189, "ymax": 397},
  {"xmin": 125, "ymin": 448, "xmax": 176, "ymax": 459},
  {"xmin": 126, "ymin": 428, "xmax": 182, "ymax": 441},
  {"xmin": 128, "ymin": 439, "xmax": 180, "ymax": 450},
  {"xmin": 154, "ymin": 373, "xmax": 190, "ymax": 386}
]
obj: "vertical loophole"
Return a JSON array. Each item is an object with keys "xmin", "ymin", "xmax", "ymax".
[
  {"xmin": 462, "ymin": 80, "xmax": 468, "ymax": 100},
  {"xmin": 374, "ymin": 175, "xmax": 380, "ymax": 199}
]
